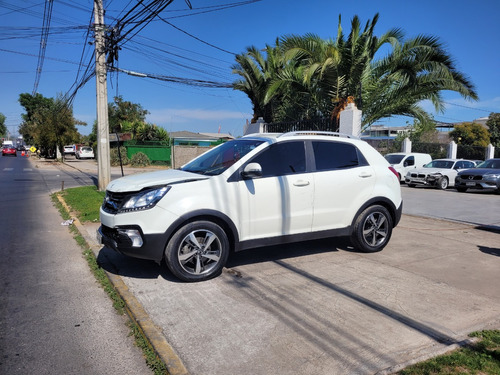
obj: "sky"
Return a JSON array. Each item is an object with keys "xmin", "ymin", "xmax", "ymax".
[{"xmin": 1, "ymin": 0, "xmax": 499, "ymax": 139}]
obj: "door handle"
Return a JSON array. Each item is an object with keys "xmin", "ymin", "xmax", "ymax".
[
  {"xmin": 293, "ymin": 180, "xmax": 310, "ymax": 187},
  {"xmin": 359, "ymin": 172, "xmax": 372, "ymax": 178}
]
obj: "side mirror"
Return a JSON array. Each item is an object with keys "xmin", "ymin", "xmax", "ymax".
[{"xmin": 241, "ymin": 163, "xmax": 262, "ymax": 179}]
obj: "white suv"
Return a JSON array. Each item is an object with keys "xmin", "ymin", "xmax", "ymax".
[{"xmin": 98, "ymin": 132, "xmax": 403, "ymax": 281}]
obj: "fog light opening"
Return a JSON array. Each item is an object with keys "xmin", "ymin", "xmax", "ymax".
[{"xmin": 121, "ymin": 229, "xmax": 143, "ymax": 247}]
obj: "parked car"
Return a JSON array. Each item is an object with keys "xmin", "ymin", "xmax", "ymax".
[
  {"xmin": 405, "ymin": 159, "xmax": 477, "ymax": 190},
  {"xmin": 384, "ymin": 152, "xmax": 432, "ymax": 182},
  {"xmin": 76, "ymin": 146, "xmax": 94, "ymax": 159},
  {"xmin": 2, "ymin": 145, "xmax": 17, "ymax": 157},
  {"xmin": 98, "ymin": 131, "xmax": 403, "ymax": 282},
  {"xmin": 455, "ymin": 158, "xmax": 500, "ymax": 193},
  {"xmin": 63, "ymin": 145, "xmax": 75, "ymax": 155}
]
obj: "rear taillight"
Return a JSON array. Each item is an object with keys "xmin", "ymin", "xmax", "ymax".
[{"xmin": 388, "ymin": 166, "xmax": 399, "ymax": 179}]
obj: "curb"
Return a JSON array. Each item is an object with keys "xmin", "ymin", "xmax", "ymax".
[{"xmin": 56, "ymin": 194, "xmax": 189, "ymax": 375}]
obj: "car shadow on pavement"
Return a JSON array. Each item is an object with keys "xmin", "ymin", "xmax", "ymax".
[
  {"xmin": 225, "ymin": 236, "xmax": 353, "ymax": 268},
  {"xmin": 96, "ymin": 247, "xmax": 179, "ymax": 282},
  {"xmin": 478, "ymin": 245, "xmax": 500, "ymax": 257},
  {"xmin": 96, "ymin": 237, "xmax": 358, "ymax": 282}
]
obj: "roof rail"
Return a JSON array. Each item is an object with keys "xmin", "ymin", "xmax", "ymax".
[{"xmin": 279, "ymin": 131, "xmax": 360, "ymax": 139}]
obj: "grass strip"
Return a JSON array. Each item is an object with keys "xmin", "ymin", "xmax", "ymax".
[{"xmin": 397, "ymin": 331, "xmax": 500, "ymax": 374}]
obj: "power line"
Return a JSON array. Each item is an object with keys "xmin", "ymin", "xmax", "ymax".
[
  {"xmin": 110, "ymin": 66, "xmax": 232, "ymax": 88},
  {"xmin": 33, "ymin": 0, "xmax": 54, "ymax": 95},
  {"xmin": 443, "ymin": 101, "xmax": 497, "ymax": 114}
]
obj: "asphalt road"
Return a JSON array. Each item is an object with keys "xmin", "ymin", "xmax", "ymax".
[
  {"xmin": 401, "ymin": 184, "xmax": 500, "ymax": 229},
  {"xmin": 0, "ymin": 155, "xmax": 151, "ymax": 374}
]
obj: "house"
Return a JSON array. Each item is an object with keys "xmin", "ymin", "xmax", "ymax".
[{"xmin": 361, "ymin": 125, "xmax": 412, "ymax": 139}]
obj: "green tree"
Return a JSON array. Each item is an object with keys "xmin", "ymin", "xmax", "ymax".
[
  {"xmin": 486, "ymin": 113, "xmax": 500, "ymax": 147},
  {"xmin": 0, "ymin": 113, "xmax": 6, "ymax": 138},
  {"xmin": 449, "ymin": 122, "xmax": 490, "ymax": 147},
  {"xmin": 18, "ymin": 93, "xmax": 85, "ymax": 157},
  {"xmin": 108, "ymin": 95, "xmax": 149, "ymax": 132},
  {"xmin": 18, "ymin": 93, "xmax": 53, "ymax": 145},
  {"xmin": 233, "ymin": 14, "xmax": 478, "ymax": 129}
]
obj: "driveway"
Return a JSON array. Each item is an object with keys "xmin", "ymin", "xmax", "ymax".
[{"xmin": 91, "ymin": 214, "xmax": 500, "ymax": 375}]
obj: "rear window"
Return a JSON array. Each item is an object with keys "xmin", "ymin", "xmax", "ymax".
[
  {"xmin": 312, "ymin": 141, "xmax": 367, "ymax": 171},
  {"xmin": 384, "ymin": 154, "xmax": 405, "ymax": 164}
]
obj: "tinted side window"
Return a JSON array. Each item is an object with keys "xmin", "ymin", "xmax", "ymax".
[
  {"xmin": 312, "ymin": 141, "xmax": 364, "ymax": 171},
  {"xmin": 250, "ymin": 141, "xmax": 306, "ymax": 177},
  {"xmin": 404, "ymin": 156, "xmax": 415, "ymax": 166}
]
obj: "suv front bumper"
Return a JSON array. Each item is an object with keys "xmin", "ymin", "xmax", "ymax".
[{"xmin": 97, "ymin": 224, "xmax": 166, "ymax": 263}]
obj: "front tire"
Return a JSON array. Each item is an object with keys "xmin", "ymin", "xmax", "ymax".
[
  {"xmin": 437, "ymin": 176, "xmax": 448, "ymax": 190},
  {"xmin": 456, "ymin": 186, "xmax": 467, "ymax": 193},
  {"xmin": 165, "ymin": 221, "xmax": 229, "ymax": 282},
  {"xmin": 350, "ymin": 205, "xmax": 393, "ymax": 253}
]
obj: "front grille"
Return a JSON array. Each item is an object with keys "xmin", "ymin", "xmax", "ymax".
[
  {"xmin": 458, "ymin": 175, "xmax": 482, "ymax": 181},
  {"xmin": 102, "ymin": 190, "xmax": 135, "ymax": 214},
  {"xmin": 408, "ymin": 173, "xmax": 426, "ymax": 179}
]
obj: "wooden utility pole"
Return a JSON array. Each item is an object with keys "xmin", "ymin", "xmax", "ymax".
[{"xmin": 93, "ymin": 0, "xmax": 111, "ymax": 191}]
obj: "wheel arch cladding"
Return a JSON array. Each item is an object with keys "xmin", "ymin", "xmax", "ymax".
[
  {"xmin": 162, "ymin": 210, "xmax": 240, "ymax": 255},
  {"xmin": 351, "ymin": 197, "xmax": 400, "ymax": 230}
]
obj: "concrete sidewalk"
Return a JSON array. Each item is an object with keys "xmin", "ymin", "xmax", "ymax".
[{"xmin": 74, "ymin": 212, "xmax": 500, "ymax": 375}]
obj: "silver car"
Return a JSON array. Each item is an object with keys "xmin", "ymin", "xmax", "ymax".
[{"xmin": 405, "ymin": 159, "xmax": 477, "ymax": 190}]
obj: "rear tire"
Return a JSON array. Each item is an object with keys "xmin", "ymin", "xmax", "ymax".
[
  {"xmin": 350, "ymin": 205, "xmax": 393, "ymax": 253},
  {"xmin": 165, "ymin": 221, "xmax": 229, "ymax": 282}
]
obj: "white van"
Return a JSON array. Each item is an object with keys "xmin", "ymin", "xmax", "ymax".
[{"xmin": 384, "ymin": 152, "xmax": 432, "ymax": 182}]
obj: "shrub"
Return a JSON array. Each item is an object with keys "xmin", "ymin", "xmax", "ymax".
[
  {"xmin": 130, "ymin": 152, "xmax": 151, "ymax": 167},
  {"xmin": 110, "ymin": 146, "xmax": 129, "ymax": 166}
]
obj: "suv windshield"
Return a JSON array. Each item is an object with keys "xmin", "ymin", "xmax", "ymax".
[{"xmin": 181, "ymin": 139, "xmax": 265, "ymax": 176}]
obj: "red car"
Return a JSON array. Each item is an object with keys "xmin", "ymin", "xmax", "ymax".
[{"xmin": 2, "ymin": 145, "xmax": 17, "ymax": 157}]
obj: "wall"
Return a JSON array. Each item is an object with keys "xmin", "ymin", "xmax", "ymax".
[{"xmin": 172, "ymin": 145, "xmax": 211, "ymax": 168}]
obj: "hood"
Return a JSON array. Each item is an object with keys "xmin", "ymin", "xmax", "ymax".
[
  {"xmin": 412, "ymin": 167, "xmax": 450, "ymax": 175},
  {"xmin": 106, "ymin": 169, "xmax": 208, "ymax": 192},
  {"xmin": 458, "ymin": 168, "xmax": 500, "ymax": 176}
]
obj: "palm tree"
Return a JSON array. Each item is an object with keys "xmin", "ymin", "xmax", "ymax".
[
  {"xmin": 232, "ymin": 42, "xmax": 283, "ymax": 123},
  {"xmin": 362, "ymin": 33, "xmax": 478, "ymax": 126},
  {"xmin": 233, "ymin": 14, "xmax": 478, "ymax": 129}
]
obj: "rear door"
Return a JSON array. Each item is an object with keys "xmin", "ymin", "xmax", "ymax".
[{"xmin": 310, "ymin": 140, "xmax": 375, "ymax": 230}]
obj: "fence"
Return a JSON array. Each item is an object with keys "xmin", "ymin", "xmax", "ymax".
[
  {"xmin": 266, "ymin": 118, "xmax": 338, "ymax": 133},
  {"xmin": 411, "ymin": 142, "xmax": 447, "ymax": 160},
  {"xmin": 124, "ymin": 141, "xmax": 171, "ymax": 164},
  {"xmin": 456, "ymin": 145, "xmax": 488, "ymax": 161}
]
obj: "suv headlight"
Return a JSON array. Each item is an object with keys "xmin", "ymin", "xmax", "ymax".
[
  {"xmin": 483, "ymin": 173, "xmax": 500, "ymax": 182},
  {"xmin": 121, "ymin": 186, "xmax": 171, "ymax": 212}
]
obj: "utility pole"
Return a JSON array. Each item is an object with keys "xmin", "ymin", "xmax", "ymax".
[{"xmin": 93, "ymin": 0, "xmax": 111, "ymax": 191}]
